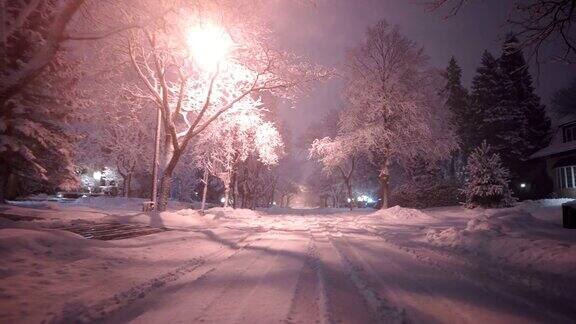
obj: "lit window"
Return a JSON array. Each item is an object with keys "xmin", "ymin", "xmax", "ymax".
[{"xmin": 555, "ymin": 166, "xmax": 576, "ymax": 189}]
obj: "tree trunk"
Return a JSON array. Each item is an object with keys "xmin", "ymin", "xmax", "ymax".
[
  {"xmin": 126, "ymin": 173, "xmax": 132, "ymax": 198},
  {"xmin": 449, "ymin": 152, "xmax": 458, "ymax": 183},
  {"xmin": 345, "ymin": 180, "xmax": 354, "ymax": 210},
  {"xmin": 232, "ymin": 174, "xmax": 238, "ymax": 209},
  {"xmin": 157, "ymin": 148, "xmax": 183, "ymax": 211},
  {"xmin": 158, "ymin": 173, "xmax": 172, "ymax": 211},
  {"xmin": 201, "ymin": 169, "xmax": 209, "ymax": 212},
  {"xmin": 223, "ymin": 182, "xmax": 230, "ymax": 208},
  {"xmin": 121, "ymin": 172, "xmax": 133, "ymax": 198},
  {"xmin": 269, "ymin": 179, "xmax": 276, "ymax": 206},
  {"xmin": 121, "ymin": 174, "xmax": 129, "ymax": 197},
  {"xmin": 0, "ymin": 164, "xmax": 8, "ymax": 204},
  {"xmin": 379, "ymin": 158, "xmax": 391, "ymax": 209}
]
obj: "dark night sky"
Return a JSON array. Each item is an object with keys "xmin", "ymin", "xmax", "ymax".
[{"xmin": 265, "ymin": 0, "xmax": 576, "ymax": 140}]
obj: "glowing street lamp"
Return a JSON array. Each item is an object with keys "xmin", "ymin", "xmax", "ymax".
[{"xmin": 186, "ymin": 23, "xmax": 234, "ymax": 70}]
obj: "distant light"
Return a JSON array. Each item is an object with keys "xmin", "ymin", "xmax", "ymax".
[
  {"xmin": 520, "ymin": 183, "xmax": 526, "ymax": 188},
  {"xmin": 220, "ymin": 197, "xmax": 226, "ymax": 203},
  {"xmin": 93, "ymin": 171, "xmax": 102, "ymax": 181},
  {"xmin": 57, "ymin": 193, "xmax": 63, "ymax": 198},
  {"xmin": 347, "ymin": 198, "xmax": 351, "ymax": 203},
  {"xmin": 273, "ymin": 202, "xmax": 277, "ymax": 205},
  {"xmin": 356, "ymin": 195, "xmax": 373, "ymax": 203}
]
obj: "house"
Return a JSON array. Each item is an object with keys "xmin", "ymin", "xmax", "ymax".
[{"xmin": 530, "ymin": 117, "xmax": 576, "ymax": 198}]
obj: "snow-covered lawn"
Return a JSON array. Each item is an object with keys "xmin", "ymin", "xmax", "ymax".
[{"xmin": 0, "ymin": 198, "xmax": 575, "ymax": 323}]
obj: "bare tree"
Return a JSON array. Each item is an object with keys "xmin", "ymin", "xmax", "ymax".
[
  {"xmin": 120, "ymin": 3, "xmax": 325, "ymax": 210},
  {"xmin": 194, "ymin": 103, "xmax": 283, "ymax": 210},
  {"xmin": 425, "ymin": 0, "xmax": 576, "ymax": 64},
  {"xmin": 340, "ymin": 20, "xmax": 457, "ymax": 209},
  {"xmin": 309, "ymin": 136, "xmax": 358, "ymax": 210}
]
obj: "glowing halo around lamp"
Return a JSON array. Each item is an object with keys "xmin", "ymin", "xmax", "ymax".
[{"xmin": 186, "ymin": 23, "xmax": 233, "ymax": 70}]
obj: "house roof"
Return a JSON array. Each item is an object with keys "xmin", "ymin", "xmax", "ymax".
[{"xmin": 530, "ymin": 118, "xmax": 576, "ymax": 159}]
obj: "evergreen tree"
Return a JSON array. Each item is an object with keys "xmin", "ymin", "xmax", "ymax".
[
  {"xmin": 443, "ymin": 57, "xmax": 470, "ymax": 138},
  {"xmin": 463, "ymin": 142, "xmax": 514, "ymax": 208},
  {"xmin": 469, "ymin": 50, "xmax": 502, "ymax": 151},
  {"xmin": 470, "ymin": 38, "xmax": 551, "ymax": 179},
  {"xmin": 498, "ymin": 35, "xmax": 551, "ymax": 168},
  {"xmin": 442, "ymin": 57, "xmax": 470, "ymax": 181},
  {"xmin": 551, "ymin": 78, "xmax": 576, "ymax": 118}
]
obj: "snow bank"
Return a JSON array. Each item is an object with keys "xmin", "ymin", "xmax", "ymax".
[
  {"xmin": 517, "ymin": 198, "xmax": 574, "ymax": 224},
  {"xmin": 205, "ymin": 207, "xmax": 261, "ymax": 220},
  {"xmin": 425, "ymin": 207, "xmax": 576, "ymax": 276},
  {"xmin": 73, "ymin": 196, "xmax": 190, "ymax": 211},
  {"xmin": 0, "ymin": 228, "xmax": 89, "ymax": 259},
  {"xmin": 371, "ymin": 206, "xmax": 436, "ymax": 223},
  {"xmin": 0, "ymin": 228, "xmax": 94, "ymax": 282}
]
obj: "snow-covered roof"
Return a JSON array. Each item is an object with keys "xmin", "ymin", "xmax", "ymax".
[{"xmin": 530, "ymin": 118, "xmax": 576, "ymax": 159}]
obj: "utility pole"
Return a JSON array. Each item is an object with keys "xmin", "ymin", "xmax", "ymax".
[{"xmin": 151, "ymin": 107, "xmax": 162, "ymax": 211}]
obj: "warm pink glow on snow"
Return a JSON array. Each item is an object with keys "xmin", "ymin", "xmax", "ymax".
[{"xmin": 186, "ymin": 23, "xmax": 233, "ymax": 70}]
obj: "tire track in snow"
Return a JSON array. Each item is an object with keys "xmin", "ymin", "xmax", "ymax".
[
  {"xmin": 332, "ymin": 231, "xmax": 568, "ymax": 324},
  {"xmin": 114, "ymin": 230, "xmax": 309, "ymax": 324},
  {"xmin": 322, "ymin": 228, "xmax": 407, "ymax": 324},
  {"xmin": 188, "ymin": 231, "xmax": 299, "ymax": 323},
  {"xmin": 308, "ymin": 217, "xmax": 380, "ymax": 324},
  {"xmin": 330, "ymin": 234, "xmax": 467, "ymax": 323},
  {"xmin": 355, "ymin": 226, "xmax": 576, "ymax": 322},
  {"xmin": 47, "ymin": 230, "xmax": 262, "ymax": 324},
  {"xmin": 284, "ymin": 240, "xmax": 325, "ymax": 324}
]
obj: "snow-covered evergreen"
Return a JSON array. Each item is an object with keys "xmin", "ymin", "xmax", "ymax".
[
  {"xmin": 469, "ymin": 36, "xmax": 550, "ymax": 178},
  {"xmin": 0, "ymin": 55, "xmax": 82, "ymax": 202},
  {"xmin": 463, "ymin": 142, "xmax": 514, "ymax": 208},
  {"xmin": 442, "ymin": 56, "xmax": 470, "ymax": 182}
]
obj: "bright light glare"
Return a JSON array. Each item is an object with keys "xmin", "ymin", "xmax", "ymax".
[
  {"xmin": 93, "ymin": 171, "xmax": 102, "ymax": 181},
  {"xmin": 220, "ymin": 197, "xmax": 226, "ymax": 203},
  {"xmin": 520, "ymin": 183, "xmax": 526, "ymax": 188},
  {"xmin": 356, "ymin": 195, "xmax": 374, "ymax": 204},
  {"xmin": 186, "ymin": 24, "xmax": 233, "ymax": 69}
]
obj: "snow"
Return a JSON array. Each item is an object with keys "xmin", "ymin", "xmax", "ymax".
[
  {"xmin": 425, "ymin": 203, "xmax": 576, "ymax": 277},
  {"xmin": 530, "ymin": 119, "xmax": 576, "ymax": 159},
  {"xmin": 370, "ymin": 205, "xmax": 437, "ymax": 223},
  {"xmin": 1, "ymin": 198, "xmax": 575, "ymax": 322}
]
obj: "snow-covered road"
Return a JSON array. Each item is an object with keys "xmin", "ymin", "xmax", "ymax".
[
  {"xmin": 99, "ymin": 213, "xmax": 573, "ymax": 324},
  {"xmin": 2, "ymin": 200, "xmax": 575, "ymax": 323}
]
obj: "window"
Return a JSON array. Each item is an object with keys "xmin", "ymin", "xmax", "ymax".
[
  {"xmin": 555, "ymin": 166, "xmax": 576, "ymax": 189},
  {"xmin": 563, "ymin": 124, "xmax": 576, "ymax": 143}
]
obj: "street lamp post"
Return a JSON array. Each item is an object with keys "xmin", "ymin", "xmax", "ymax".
[{"xmin": 150, "ymin": 106, "xmax": 162, "ymax": 211}]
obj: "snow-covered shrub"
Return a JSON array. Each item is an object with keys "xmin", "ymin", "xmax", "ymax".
[
  {"xmin": 391, "ymin": 158, "xmax": 462, "ymax": 208},
  {"xmin": 463, "ymin": 142, "xmax": 514, "ymax": 208},
  {"xmin": 391, "ymin": 181, "xmax": 462, "ymax": 209}
]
